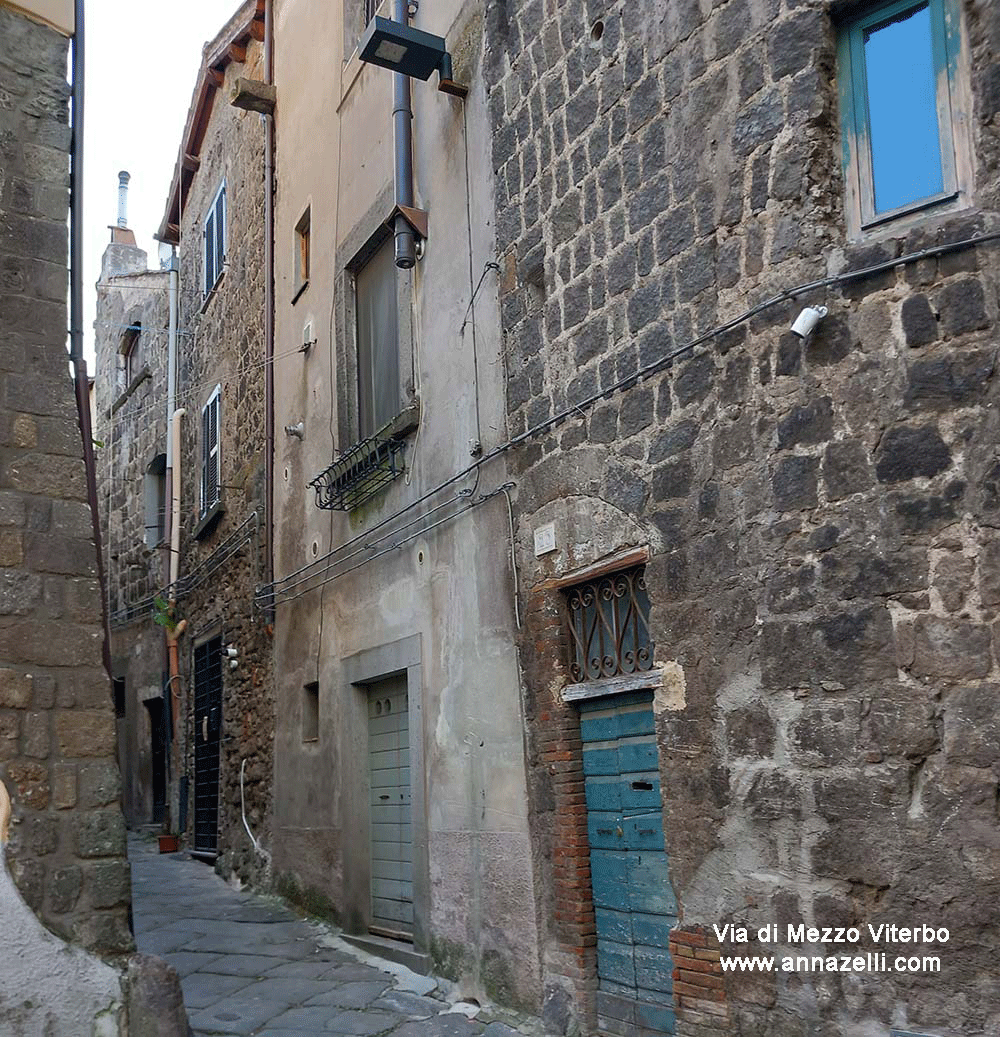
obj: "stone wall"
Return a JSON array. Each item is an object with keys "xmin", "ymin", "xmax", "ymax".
[
  {"xmin": 484, "ymin": 0, "xmax": 1000, "ymax": 1034},
  {"xmin": 94, "ymin": 247, "xmax": 171, "ymax": 829},
  {"xmin": 174, "ymin": 33, "xmax": 272, "ymax": 887},
  {"xmin": 0, "ymin": 0, "xmax": 132, "ymax": 959}
]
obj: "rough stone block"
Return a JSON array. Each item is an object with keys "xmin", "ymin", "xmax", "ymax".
[
  {"xmin": 0, "ymin": 667, "xmax": 33, "ymax": 707},
  {"xmin": 0, "ymin": 530, "xmax": 23, "ymax": 566},
  {"xmin": 761, "ymin": 607, "xmax": 896, "ymax": 688},
  {"xmin": 5, "ymin": 758, "xmax": 48, "ymax": 809},
  {"xmin": 935, "ymin": 277, "xmax": 989, "ymax": 336},
  {"xmin": 87, "ymin": 859, "xmax": 132, "ymax": 909},
  {"xmin": 979, "ymin": 540, "xmax": 1000, "ymax": 606},
  {"xmin": 743, "ymin": 769, "xmax": 802, "ymax": 820},
  {"xmin": 55, "ymin": 708, "xmax": 116, "ymax": 758},
  {"xmin": 933, "ymin": 551, "xmax": 974, "ymax": 612},
  {"xmin": 776, "ymin": 397, "xmax": 833, "ymax": 450},
  {"xmin": 21, "ymin": 710, "xmax": 49, "ymax": 758},
  {"xmin": 126, "ymin": 954, "xmax": 191, "ymax": 1037},
  {"xmin": 874, "ymin": 424, "xmax": 951, "ymax": 483},
  {"xmin": 906, "ymin": 616, "xmax": 992, "ymax": 679},
  {"xmin": 788, "ymin": 703, "xmax": 859, "ymax": 766},
  {"xmin": 772, "ymin": 455, "xmax": 818, "ymax": 511},
  {"xmin": 73, "ymin": 808, "xmax": 127, "ymax": 858},
  {"xmin": 51, "ymin": 761, "xmax": 76, "ymax": 808},
  {"xmin": 725, "ymin": 703, "xmax": 774, "ymax": 758},
  {"xmin": 822, "ymin": 439, "xmax": 874, "ymax": 500},
  {"xmin": 901, "ymin": 294, "xmax": 938, "ymax": 346},
  {"xmin": 77, "ymin": 760, "xmax": 121, "ymax": 808},
  {"xmin": 943, "ymin": 684, "xmax": 1000, "ymax": 767},
  {"xmin": 50, "ymin": 864, "xmax": 82, "ymax": 913}
]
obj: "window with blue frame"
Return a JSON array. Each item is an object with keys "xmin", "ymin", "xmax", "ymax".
[{"xmin": 837, "ymin": 0, "xmax": 967, "ymax": 233}]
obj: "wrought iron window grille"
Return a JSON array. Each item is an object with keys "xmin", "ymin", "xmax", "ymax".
[
  {"xmin": 310, "ymin": 427, "xmax": 407, "ymax": 512},
  {"xmin": 564, "ymin": 565, "xmax": 654, "ymax": 682}
]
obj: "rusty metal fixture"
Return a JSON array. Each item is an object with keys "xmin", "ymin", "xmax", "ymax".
[
  {"xmin": 565, "ymin": 566, "xmax": 654, "ymax": 682},
  {"xmin": 310, "ymin": 431, "xmax": 407, "ymax": 511}
]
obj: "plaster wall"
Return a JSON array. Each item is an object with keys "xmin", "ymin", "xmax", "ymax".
[{"xmin": 271, "ymin": 0, "xmax": 541, "ymax": 1008}]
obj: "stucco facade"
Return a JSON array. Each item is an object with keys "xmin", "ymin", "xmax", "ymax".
[{"xmin": 269, "ymin": 0, "xmax": 541, "ymax": 1007}]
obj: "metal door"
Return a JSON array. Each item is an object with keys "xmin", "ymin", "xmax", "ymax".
[
  {"xmin": 367, "ymin": 676, "xmax": 413, "ymax": 938},
  {"xmin": 581, "ymin": 690, "xmax": 677, "ymax": 1036},
  {"xmin": 193, "ymin": 636, "xmax": 223, "ymax": 855}
]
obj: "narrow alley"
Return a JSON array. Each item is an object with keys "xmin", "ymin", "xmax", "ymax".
[{"xmin": 129, "ymin": 836, "xmax": 530, "ymax": 1037}]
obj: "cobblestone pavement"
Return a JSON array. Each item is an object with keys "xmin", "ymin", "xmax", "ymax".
[{"xmin": 129, "ymin": 836, "xmax": 530, "ymax": 1037}]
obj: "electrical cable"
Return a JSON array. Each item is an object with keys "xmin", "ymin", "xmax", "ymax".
[{"xmin": 260, "ymin": 229, "xmax": 1000, "ymax": 606}]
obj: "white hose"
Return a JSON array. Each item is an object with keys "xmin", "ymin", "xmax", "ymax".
[{"xmin": 240, "ymin": 758, "xmax": 271, "ymax": 863}]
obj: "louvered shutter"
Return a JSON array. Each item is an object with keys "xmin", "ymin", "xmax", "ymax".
[
  {"xmin": 204, "ymin": 210, "xmax": 215, "ymax": 297},
  {"xmin": 201, "ymin": 392, "xmax": 220, "ymax": 514},
  {"xmin": 215, "ymin": 187, "xmax": 226, "ymax": 272}
]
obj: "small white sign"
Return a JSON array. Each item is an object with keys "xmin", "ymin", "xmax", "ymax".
[{"xmin": 533, "ymin": 522, "xmax": 556, "ymax": 556}]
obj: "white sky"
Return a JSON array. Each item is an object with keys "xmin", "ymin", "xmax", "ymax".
[{"xmin": 83, "ymin": 0, "xmax": 242, "ymax": 366}]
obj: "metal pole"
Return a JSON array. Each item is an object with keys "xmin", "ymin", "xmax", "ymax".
[
  {"xmin": 392, "ymin": 0, "xmax": 416, "ymax": 269},
  {"xmin": 264, "ymin": 0, "xmax": 275, "ymax": 598},
  {"xmin": 68, "ymin": 0, "xmax": 112, "ymax": 677}
]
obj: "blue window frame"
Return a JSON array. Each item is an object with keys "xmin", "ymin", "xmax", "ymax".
[{"xmin": 837, "ymin": 0, "xmax": 965, "ymax": 232}]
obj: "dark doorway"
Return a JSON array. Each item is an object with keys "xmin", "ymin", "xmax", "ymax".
[
  {"xmin": 193, "ymin": 636, "xmax": 223, "ymax": 855},
  {"xmin": 144, "ymin": 697, "xmax": 166, "ymax": 825}
]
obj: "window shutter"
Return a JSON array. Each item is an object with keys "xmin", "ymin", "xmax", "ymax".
[
  {"xmin": 201, "ymin": 402, "xmax": 211, "ymax": 512},
  {"xmin": 206, "ymin": 395, "xmax": 220, "ymax": 511},
  {"xmin": 204, "ymin": 211, "xmax": 215, "ymax": 296},
  {"xmin": 216, "ymin": 187, "xmax": 226, "ymax": 270}
]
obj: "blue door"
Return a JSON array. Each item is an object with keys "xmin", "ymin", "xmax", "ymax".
[{"xmin": 581, "ymin": 691, "xmax": 677, "ymax": 1036}]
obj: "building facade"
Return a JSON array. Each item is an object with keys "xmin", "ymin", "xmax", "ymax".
[
  {"xmin": 481, "ymin": 0, "xmax": 1000, "ymax": 1034},
  {"xmin": 96, "ymin": 1, "xmax": 273, "ymax": 888},
  {"xmin": 93, "ymin": 209, "xmax": 171, "ymax": 831},
  {"xmin": 268, "ymin": 0, "xmax": 541, "ymax": 1006}
]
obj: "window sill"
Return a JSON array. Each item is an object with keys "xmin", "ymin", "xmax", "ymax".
[
  {"xmin": 110, "ymin": 366, "xmax": 152, "ymax": 415},
  {"xmin": 561, "ymin": 667, "xmax": 665, "ymax": 704},
  {"xmin": 193, "ymin": 500, "xmax": 225, "ymax": 540},
  {"xmin": 291, "ymin": 279, "xmax": 309, "ymax": 305},
  {"xmin": 200, "ymin": 270, "xmax": 226, "ymax": 314}
]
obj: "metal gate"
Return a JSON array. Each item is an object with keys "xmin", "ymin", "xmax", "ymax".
[
  {"xmin": 367, "ymin": 676, "xmax": 413, "ymax": 939},
  {"xmin": 581, "ymin": 690, "xmax": 677, "ymax": 1036},
  {"xmin": 193, "ymin": 636, "xmax": 223, "ymax": 855}
]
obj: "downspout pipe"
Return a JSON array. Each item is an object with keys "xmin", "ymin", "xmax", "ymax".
[
  {"xmin": 165, "ymin": 249, "xmax": 179, "ymax": 587},
  {"xmin": 264, "ymin": 0, "xmax": 275, "ymax": 600},
  {"xmin": 392, "ymin": 0, "xmax": 417, "ymax": 270},
  {"xmin": 68, "ymin": 0, "xmax": 112, "ymax": 677}
]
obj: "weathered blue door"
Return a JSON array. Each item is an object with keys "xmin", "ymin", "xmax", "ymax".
[{"xmin": 581, "ymin": 690, "xmax": 677, "ymax": 1036}]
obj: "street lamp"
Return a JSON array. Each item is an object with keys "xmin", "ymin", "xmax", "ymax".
[{"xmin": 358, "ymin": 16, "xmax": 468, "ymax": 97}]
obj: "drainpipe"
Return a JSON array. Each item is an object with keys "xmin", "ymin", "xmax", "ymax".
[
  {"xmin": 67, "ymin": 0, "xmax": 112, "ymax": 677},
  {"xmin": 264, "ymin": 0, "xmax": 275, "ymax": 597},
  {"xmin": 165, "ymin": 248, "xmax": 179, "ymax": 587},
  {"xmin": 165, "ymin": 406, "xmax": 187, "ymax": 833},
  {"xmin": 392, "ymin": 0, "xmax": 417, "ymax": 270}
]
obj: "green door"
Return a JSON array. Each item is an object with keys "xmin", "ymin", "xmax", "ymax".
[
  {"xmin": 368, "ymin": 677, "xmax": 413, "ymax": 938},
  {"xmin": 581, "ymin": 690, "xmax": 677, "ymax": 1036}
]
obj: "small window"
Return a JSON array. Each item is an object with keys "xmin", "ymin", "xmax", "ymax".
[
  {"xmin": 144, "ymin": 453, "xmax": 167, "ymax": 548},
  {"xmin": 294, "ymin": 206, "xmax": 311, "ymax": 298},
  {"xmin": 120, "ymin": 322, "xmax": 141, "ymax": 390},
  {"xmin": 564, "ymin": 565, "xmax": 654, "ymax": 682},
  {"xmin": 203, "ymin": 182, "xmax": 227, "ymax": 298},
  {"xmin": 355, "ymin": 237, "xmax": 399, "ymax": 440},
  {"xmin": 364, "ymin": 0, "xmax": 379, "ymax": 26},
  {"xmin": 838, "ymin": 0, "xmax": 966, "ymax": 232},
  {"xmin": 200, "ymin": 387, "xmax": 221, "ymax": 517},
  {"xmin": 302, "ymin": 681, "xmax": 319, "ymax": 742}
]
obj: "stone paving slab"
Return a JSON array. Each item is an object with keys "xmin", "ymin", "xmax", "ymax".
[{"xmin": 127, "ymin": 834, "xmax": 549, "ymax": 1037}]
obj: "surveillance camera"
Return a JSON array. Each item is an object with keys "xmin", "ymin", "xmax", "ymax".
[{"xmin": 791, "ymin": 305, "xmax": 828, "ymax": 339}]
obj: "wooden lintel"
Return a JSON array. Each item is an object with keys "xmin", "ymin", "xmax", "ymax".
[
  {"xmin": 207, "ymin": 67, "xmax": 224, "ymax": 89},
  {"xmin": 181, "ymin": 153, "xmax": 200, "ymax": 173},
  {"xmin": 228, "ymin": 41, "xmax": 247, "ymax": 63},
  {"xmin": 229, "ymin": 77, "xmax": 276, "ymax": 115},
  {"xmin": 249, "ymin": 17, "xmax": 265, "ymax": 41},
  {"xmin": 164, "ymin": 223, "xmax": 180, "ymax": 241}
]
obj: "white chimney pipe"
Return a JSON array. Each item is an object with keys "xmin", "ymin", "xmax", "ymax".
[{"xmin": 117, "ymin": 170, "xmax": 130, "ymax": 228}]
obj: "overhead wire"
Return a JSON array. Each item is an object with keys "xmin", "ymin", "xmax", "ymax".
[{"xmin": 259, "ymin": 229, "xmax": 1000, "ymax": 607}]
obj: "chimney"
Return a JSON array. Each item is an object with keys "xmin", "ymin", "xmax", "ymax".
[{"xmin": 117, "ymin": 170, "xmax": 130, "ymax": 228}]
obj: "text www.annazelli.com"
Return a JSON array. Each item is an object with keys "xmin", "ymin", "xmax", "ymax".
[{"xmin": 720, "ymin": 953, "xmax": 942, "ymax": 974}]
